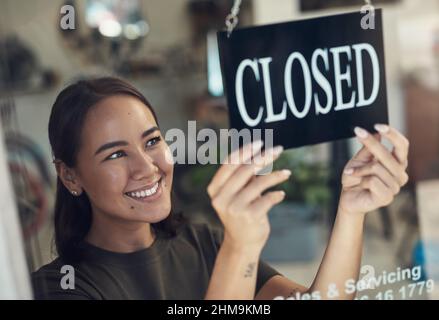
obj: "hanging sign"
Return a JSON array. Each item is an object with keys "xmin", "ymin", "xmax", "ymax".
[{"xmin": 218, "ymin": 10, "xmax": 388, "ymax": 149}]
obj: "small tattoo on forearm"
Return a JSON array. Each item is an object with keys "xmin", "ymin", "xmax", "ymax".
[
  {"xmin": 244, "ymin": 263, "xmax": 256, "ymax": 278},
  {"xmin": 287, "ymin": 289, "xmax": 298, "ymax": 298}
]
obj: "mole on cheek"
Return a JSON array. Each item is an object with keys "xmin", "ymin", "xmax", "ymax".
[{"xmin": 130, "ymin": 206, "xmax": 134, "ymax": 209}]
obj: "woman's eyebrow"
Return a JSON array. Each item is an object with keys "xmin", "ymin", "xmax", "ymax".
[
  {"xmin": 141, "ymin": 126, "xmax": 160, "ymax": 139},
  {"xmin": 94, "ymin": 126, "xmax": 160, "ymax": 156},
  {"xmin": 95, "ymin": 141, "xmax": 128, "ymax": 156}
]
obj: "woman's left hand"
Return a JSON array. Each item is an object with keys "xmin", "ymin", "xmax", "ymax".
[{"xmin": 338, "ymin": 124, "xmax": 409, "ymax": 216}]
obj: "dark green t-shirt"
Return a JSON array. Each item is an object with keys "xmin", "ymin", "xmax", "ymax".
[{"xmin": 32, "ymin": 223, "xmax": 280, "ymax": 300}]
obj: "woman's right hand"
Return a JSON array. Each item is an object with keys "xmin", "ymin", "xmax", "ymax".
[{"xmin": 207, "ymin": 141, "xmax": 291, "ymax": 254}]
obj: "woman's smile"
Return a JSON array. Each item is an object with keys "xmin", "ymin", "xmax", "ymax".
[{"xmin": 124, "ymin": 176, "xmax": 164, "ymax": 203}]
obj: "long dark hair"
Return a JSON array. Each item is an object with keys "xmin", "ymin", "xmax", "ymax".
[{"xmin": 48, "ymin": 76, "xmax": 184, "ymax": 263}]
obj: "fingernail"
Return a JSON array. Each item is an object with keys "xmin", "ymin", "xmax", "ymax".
[
  {"xmin": 344, "ymin": 168, "xmax": 354, "ymax": 175},
  {"xmin": 354, "ymin": 127, "xmax": 369, "ymax": 139},
  {"xmin": 272, "ymin": 145, "xmax": 284, "ymax": 157},
  {"xmin": 374, "ymin": 124, "xmax": 389, "ymax": 133},
  {"xmin": 281, "ymin": 169, "xmax": 292, "ymax": 177},
  {"xmin": 279, "ymin": 191, "xmax": 286, "ymax": 198}
]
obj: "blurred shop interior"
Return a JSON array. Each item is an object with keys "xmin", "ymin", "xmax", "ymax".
[{"xmin": 1, "ymin": 0, "xmax": 439, "ymax": 299}]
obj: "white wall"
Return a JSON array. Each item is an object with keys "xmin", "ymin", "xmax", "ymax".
[{"xmin": 0, "ymin": 120, "xmax": 32, "ymax": 299}]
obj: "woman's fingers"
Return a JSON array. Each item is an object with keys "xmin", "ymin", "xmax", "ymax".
[
  {"xmin": 349, "ymin": 161, "xmax": 400, "ymax": 195},
  {"xmin": 341, "ymin": 134, "xmax": 381, "ymax": 188},
  {"xmin": 232, "ymin": 169, "xmax": 292, "ymax": 207},
  {"xmin": 341, "ymin": 144, "xmax": 375, "ymax": 188},
  {"xmin": 207, "ymin": 141, "xmax": 263, "ymax": 198},
  {"xmin": 374, "ymin": 124, "xmax": 409, "ymax": 168},
  {"xmin": 354, "ymin": 126, "xmax": 408, "ymax": 186},
  {"xmin": 251, "ymin": 146, "xmax": 284, "ymax": 173},
  {"xmin": 210, "ymin": 146, "xmax": 284, "ymax": 210},
  {"xmin": 360, "ymin": 176, "xmax": 394, "ymax": 206},
  {"xmin": 349, "ymin": 134, "xmax": 380, "ymax": 164},
  {"xmin": 248, "ymin": 191, "xmax": 286, "ymax": 219}
]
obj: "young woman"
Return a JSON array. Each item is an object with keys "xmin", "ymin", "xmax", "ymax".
[{"xmin": 32, "ymin": 77, "xmax": 409, "ymax": 300}]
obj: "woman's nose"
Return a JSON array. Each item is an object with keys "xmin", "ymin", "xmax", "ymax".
[{"xmin": 129, "ymin": 150, "xmax": 158, "ymax": 181}]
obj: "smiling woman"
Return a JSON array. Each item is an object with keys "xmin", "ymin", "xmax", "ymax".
[
  {"xmin": 31, "ymin": 76, "xmax": 409, "ymax": 300},
  {"xmin": 31, "ymin": 77, "xmax": 282, "ymax": 299},
  {"xmin": 46, "ymin": 77, "xmax": 179, "ymax": 262}
]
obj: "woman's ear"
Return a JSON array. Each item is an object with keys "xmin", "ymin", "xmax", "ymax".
[{"xmin": 55, "ymin": 161, "xmax": 83, "ymax": 196}]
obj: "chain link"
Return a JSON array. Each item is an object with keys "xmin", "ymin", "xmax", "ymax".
[
  {"xmin": 225, "ymin": 0, "xmax": 242, "ymax": 38},
  {"xmin": 225, "ymin": 0, "xmax": 373, "ymax": 38},
  {"xmin": 363, "ymin": 0, "xmax": 375, "ymax": 14}
]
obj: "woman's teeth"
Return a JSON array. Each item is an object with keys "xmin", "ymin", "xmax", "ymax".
[{"xmin": 127, "ymin": 181, "xmax": 159, "ymax": 199}]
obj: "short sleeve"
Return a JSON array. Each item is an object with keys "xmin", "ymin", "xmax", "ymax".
[{"xmin": 255, "ymin": 259, "xmax": 281, "ymax": 295}]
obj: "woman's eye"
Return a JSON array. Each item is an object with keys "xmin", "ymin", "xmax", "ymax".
[
  {"xmin": 145, "ymin": 136, "xmax": 162, "ymax": 148},
  {"xmin": 106, "ymin": 150, "xmax": 126, "ymax": 160}
]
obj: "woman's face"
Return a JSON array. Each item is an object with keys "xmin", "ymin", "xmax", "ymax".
[{"xmin": 73, "ymin": 95, "xmax": 174, "ymax": 223}]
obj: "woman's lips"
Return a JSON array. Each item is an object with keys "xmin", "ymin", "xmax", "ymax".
[{"xmin": 125, "ymin": 177, "xmax": 163, "ymax": 203}]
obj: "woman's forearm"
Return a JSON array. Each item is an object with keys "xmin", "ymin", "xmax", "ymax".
[
  {"xmin": 308, "ymin": 207, "xmax": 365, "ymax": 299},
  {"xmin": 205, "ymin": 237, "xmax": 261, "ymax": 300}
]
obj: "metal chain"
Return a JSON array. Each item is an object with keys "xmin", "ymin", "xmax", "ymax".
[
  {"xmin": 363, "ymin": 0, "xmax": 375, "ymax": 15},
  {"xmin": 225, "ymin": 0, "xmax": 242, "ymax": 38},
  {"xmin": 225, "ymin": 0, "xmax": 373, "ymax": 38}
]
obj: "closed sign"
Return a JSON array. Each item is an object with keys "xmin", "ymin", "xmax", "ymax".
[{"xmin": 218, "ymin": 10, "xmax": 388, "ymax": 149}]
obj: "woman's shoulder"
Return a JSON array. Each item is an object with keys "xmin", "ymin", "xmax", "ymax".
[
  {"xmin": 32, "ymin": 257, "xmax": 65, "ymax": 278},
  {"xmin": 31, "ymin": 257, "xmax": 97, "ymax": 299}
]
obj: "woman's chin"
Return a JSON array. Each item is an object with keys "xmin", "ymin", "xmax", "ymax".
[{"xmin": 133, "ymin": 206, "xmax": 171, "ymax": 223}]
